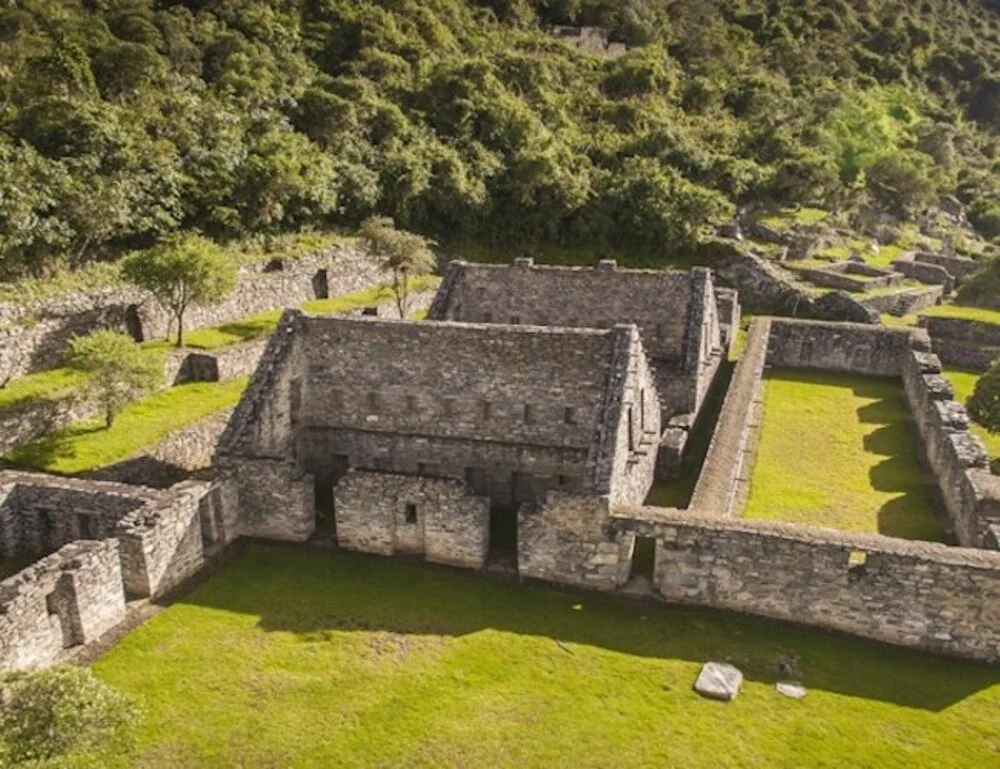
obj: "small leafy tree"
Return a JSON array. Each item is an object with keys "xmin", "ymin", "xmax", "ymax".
[
  {"xmin": 360, "ymin": 217, "xmax": 436, "ymax": 318},
  {"xmin": 967, "ymin": 361, "xmax": 1000, "ymax": 434},
  {"xmin": 68, "ymin": 330, "xmax": 162, "ymax": 428},
  {"xmin": 122, "ymin": 235, "xmax": 237, "ymax": 347},
  {"xmin": 0, "ymin": 666, "xmax": 141, "ymax": 768}
]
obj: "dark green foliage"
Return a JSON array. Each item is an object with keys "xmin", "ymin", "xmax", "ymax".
[
  {"xmin": 967, "ymin": 360, "xmax": 1000, "ymax": 433},
  {"xmin": 0, "ymin": 665, "xmax": 140, "ymax": 768},
  {"xmin": 2, "ymin": 0, "xmax": 1000, "ymax": 280},
  {"xmin": 956, "ymin": 256, "xmax": 1000, "ymax": 309}
]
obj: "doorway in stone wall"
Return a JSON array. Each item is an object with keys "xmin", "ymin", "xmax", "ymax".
[
  {"xmin": 315, "ymin": 454, "xmax": 349, "ymax": 542},
  {"xmin": 312, "ymin": 269, "xmax": 330, "ymax": 299},
  {"xmin": 623, "ymin": 536, "xmax": 656, "ymax": 597},
  {"xmin": 124, "ymin": 304, "xmax": 144, "ymax": 342}
]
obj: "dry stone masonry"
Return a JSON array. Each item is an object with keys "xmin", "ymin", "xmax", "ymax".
[{"xmin": 0, "ymin": 472, "xmax": 228, "ymax": 671}]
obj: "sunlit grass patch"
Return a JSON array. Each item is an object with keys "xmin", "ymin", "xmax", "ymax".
[{"xmin": 744, "ymin": 369, "xmax": 942, "ymax": 541}]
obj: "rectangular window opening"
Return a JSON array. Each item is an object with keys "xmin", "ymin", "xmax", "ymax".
[
  {"xmin": 405, "ymin": 504, "xmax": 418, "ymax": 524},
  {"xmin": 564, "ymin": 406, "xmax": 576, "ymax": 425},
  {"xmin": 524, "ymin": 404, "xmax": 535, "ymax": 424},
  {"xmin": 367, "ymin": 391, "xmax": 380, "ymax": 411},
  {"xmin": 406, "ymin": 394, "xmax": 419, "ymax": 413},
  {"xmin": 481, "ymin": 401, "xmax": 492, "ymax": 421},
  {"xmin": 443, "ymin": 398, "xmax": 455, "ymax": 418}
]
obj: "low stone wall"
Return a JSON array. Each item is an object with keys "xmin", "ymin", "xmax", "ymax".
[
  {"xmin": 0, "ymin": 539, "xmax": 126, "ymax": 672},
  {"xmin": 687, "ymin": 318, "xmax": 770, "ymax": 516},
  {"xmin": 914, "ymin": 252, "xmax": 979, "ymax": 282},
  {"xmin": 0, "ymin": 396, "xmax": 99, "ymax": 457},
  {"xmin": 767, "ymin": 318, "xmax": 916, "ymax": 375},
  {"xmin": 862, "ymin": 285, "xmax": 943, "ymax": 315},
  {"xmin": 334, "ymin": 470, "xmax": 490, "ymax": 570},
  {"xmin": 0, "ymin": 245, "xmax": 379, "ymax": 382},
  {"xmin": 901, "ymin": 351, "xmax": 1000, "ymax": 548},
  {"xmin": 892, "ymin": 258, "xmax": 955, "ymax": 293},
  {"xmin": 792, "ymin": 264, "xmax": 902, "ymax": 293},
  {"xmin": 88, "ymin": 410, "xmax": 233, "ymax": 488},
  {"xmin": 923, "ymin": 316, "xmax": 1000, "ymax": 372},
  {"xmin": 609, "ymin": 507, "xmax": 1000, "ymax": 664}
]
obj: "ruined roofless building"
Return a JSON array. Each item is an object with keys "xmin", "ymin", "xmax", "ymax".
[{"xmin": 214, "ymin": 260, "xmax": 733, "ymax": 572}]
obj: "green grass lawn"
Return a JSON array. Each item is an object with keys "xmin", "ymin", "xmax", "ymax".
[
  {"xmin": 941, "ymin": 366, "xmax": 1000, "ymax": 461},
  {"xmin": 0, "ymin": 366, "xmax": 83, "ymax": 413},
  {"xmin": 146, "ymin": 276, "xmax": 441, "ymax": 351},
  {"xmin": 744, "ymin": 369, "xmax": 943, "ymax": 541},
  {"xmin": 92, "ymin": 544, "xmax": 1000, "ymax": 769},
  {"xmin": 923, "ymin": 303, "xmax": 1000, "ymax": 326},
  {"xmin": 3, "ymin": 378, "xmax": 246, "ymax": 475}
]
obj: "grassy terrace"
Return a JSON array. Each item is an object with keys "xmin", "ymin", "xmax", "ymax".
[
  {"xmin": 2, "ymin": 378, "xmax": 246, "ymax": 475},
  {"xmin": 0, "ymin": 277, "xmax": 441, "ymax": 414},
  {"xmin": 92, "ymin": 544, "xmax": 1000, "ymax": 769},
  {"xmin": 941, "ymin": 366, "xmax": 1000, "ymax": 462},
  {"xmin": 923, "ymin": 303, "xmax": 1000, "ymax": 326},
  {"xmin": 744, "ymin": 369, "xmax": 943, "ymax": 541}
]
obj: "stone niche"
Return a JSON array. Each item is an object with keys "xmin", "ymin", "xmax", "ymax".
[{"xmin": 333, "ymin": 470, "xmax": 490, "ymax": 570}]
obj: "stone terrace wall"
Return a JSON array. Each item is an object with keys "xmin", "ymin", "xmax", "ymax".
[
  {"xmin": 334, "ymin": 470, "xmax": 490, "ymax": 570},
  {"xmin": 923, "ymin": 316, "xmax": 1000, "ymax": 372},
  {"xmin": 902, "ymin": 351, "xmax": 1000, "ymax": 548},
  {"xmin": 0, "ymin": 539, "xmax": 126, "ymax": 672},
  {"xmin": 0, "ymin": 245, "xmax": 379, "ymax": 381},
  {"xmin": 767, "ymin": 318, "xmax": 915, "ymax": 375},
  {"xmin": 688, "ymin": 317, "xmax": 771, "ymax": 516},
  {"xmin": 914, "ymin": 252, "xmax": 980, "ymax": 282},
  {"xmin": 610, "ymin": 508, "xmax": 1000, "ymax": 664}
]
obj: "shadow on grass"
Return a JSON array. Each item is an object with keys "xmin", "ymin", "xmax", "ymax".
[
  {"xmin": 178, "ymin": 543, "xmax": 1000, "ymax": 712},
  {"xmin": 2, "ymin": 422, "xmax": 104, "ymax": 473}
]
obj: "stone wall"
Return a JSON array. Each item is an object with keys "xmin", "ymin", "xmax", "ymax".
[
  {"xmin": 0, "ymin": 245, "xmax": 379, "ymax": 382},
  {"xmin": 913, "ymin": 252, "xmax": 980, "ymax": 282},
  {"xmin": 0, "ymin": 472, "xmax": 224, "ymax": 600},
  {"xmin": 891, "ymin": 257, "xmax": 955, "ymax": 293},
  {"xmin": 767, "ymin": 318, "xmax": 916, "ymax": 375},
  {"xmin": 428, "ymin": 260, "xmax": 724, "ymax": 420},
  {"xmin": 688, "ymin": 318, "xmax": 771, "ymax": 516},
  {"xmin": 518, "ymin": 493, "xmax": 631, "ymax": 590},
  {"xmin": 901, "ymin": 351, "xmax": 1000, "ymax": 548},
  {"xmin": 610, "ymin": 508, "xmax": 1000, "ymax": 664},
  {"xmin": 0, "ymin": 539, "xmax": 126, "ymax": 672},
  {"xmin": 923, "ymin": 316, "xmax": 1000, "ymax": 372},
  {"xmin": 115, "ymin": 479, "xmax": 215, "ymax": 598},
  {"xmin": 334, "ymin": 470, "xmax": 490, "ymax": 569},
  {"xmin": 89, "ymin": 409, "xmax": 233, "ymax": 488}
]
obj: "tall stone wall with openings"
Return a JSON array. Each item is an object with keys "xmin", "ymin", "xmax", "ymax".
[
  {"xmin": 427, "ymin": 260, "xmax": 728, "ymax": 421},
  {"xmin": 334, "ymin": 471, "xmax": 490, "ymax": 569},
  {"xmin": 0, "ymin": 245, "xmax": 379, "ymax": 382},
  {"xmin": 902, "ymin": 350, "xmax": 1000, "ymax": 548},
  {"xmin": 0, "ymin": 539, "xmax": 126, "ymax": 672}
]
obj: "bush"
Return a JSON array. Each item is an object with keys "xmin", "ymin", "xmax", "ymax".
[
  {"xmin": 968, "ymin": 361, "xmax": 1000, "ymax": 435},
  {"xmin": 0, "ymin": 666, "xmax": 140, "ymax": 768}
]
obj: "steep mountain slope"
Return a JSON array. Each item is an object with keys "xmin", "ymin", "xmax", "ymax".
[{"xmin": 1, "ymin": 0, "xmax": 999, "ymax": 277}]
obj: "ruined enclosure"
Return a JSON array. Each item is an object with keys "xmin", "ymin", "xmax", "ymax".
[{"xmin": 743, "ymin": 368, "xmax": 942, "ymax": 541}]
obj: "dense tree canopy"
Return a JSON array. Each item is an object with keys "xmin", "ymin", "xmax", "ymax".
[{"xmin": 2, "ymin": 0, "xmax": 1000, "ymax": 279}]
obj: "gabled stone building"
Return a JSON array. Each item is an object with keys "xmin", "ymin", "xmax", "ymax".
[
  {"xmin": 215, "ymin": 310, "xmax": 662, "ymax": 569},
  {"xmin": 428, "ymin": 259, "xmax": 737, "ymax": 473}
]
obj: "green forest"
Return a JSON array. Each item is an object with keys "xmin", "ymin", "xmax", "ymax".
[{"xmin": 2, "ymin": 0, "xmax": 1000, "ymax": 279}]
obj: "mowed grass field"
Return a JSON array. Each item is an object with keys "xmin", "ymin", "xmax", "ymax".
[
  {"xmin": 744, "ymin": 369, "xmax": 943, "ymax": 540},
  {"xmin": 92, "ymin": 544, "xmax": 1000, "ymax": 769}
]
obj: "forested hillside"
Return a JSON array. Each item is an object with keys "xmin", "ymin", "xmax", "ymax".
[{"xmin": 2, "ymin": 0, "xmax": 1000, "ymax": 279}]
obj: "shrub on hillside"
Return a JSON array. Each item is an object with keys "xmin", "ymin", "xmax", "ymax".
[{"xmin": 967, "ymin": 361, "xmax": 1000, "ymax": 435}]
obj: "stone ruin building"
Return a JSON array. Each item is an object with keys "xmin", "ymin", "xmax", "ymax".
[{"xmin": 4, "ymin": 259, "xmax": 1000, "ymax": 672}]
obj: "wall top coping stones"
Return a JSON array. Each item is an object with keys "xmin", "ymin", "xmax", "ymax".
[
  {"xmin": 768, "ymin": 316, "xmax": 915, "ymax": 339},
  {"xmin": 611, "ymin": 504, "xmax": 1000, "ymax": 570},
  {"xmin": 439, "ymin": 258, "xmax": 694, "ymax": 279},
  {"xmin": 300, "ymin": 312, "xmax": 629, "ymax": 340},
  {"xmin": 0, "ymin": 539, "xmax": 118, "ymax": 599}
]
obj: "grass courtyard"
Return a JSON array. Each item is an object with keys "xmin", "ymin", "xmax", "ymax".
[
  {"xmin": 92, "ymin": 544, "xmax": 1000, "ymax": 769},
  {"xmin": 744, "ymin": 369, "xmax": 943, "ymax": 541}
]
